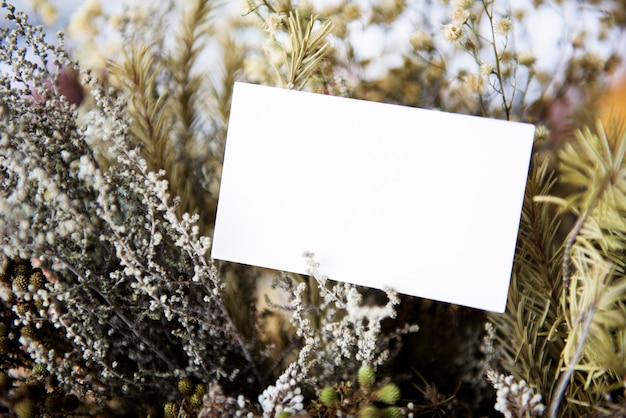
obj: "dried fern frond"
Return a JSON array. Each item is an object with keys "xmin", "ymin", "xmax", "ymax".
[
  {"xmin": 110, "ymin": 0, "xmax": 222, "ymax": 236},
  {"xmin": 109, "ymin": 45, "xmax": 173, "ymax": 174},
  {"xmin": 163, "ymin": 0, "xmax": 218, "ymax": 231},
  {"xmin": 169, "ymin": 0, "xmax": 215, "ymax": 146}
]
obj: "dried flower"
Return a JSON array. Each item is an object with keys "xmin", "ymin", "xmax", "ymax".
[
  {"xmin": 494, "ymin": 17, "xmax": 513, "ymax": 35},
  {"xmin": 67, "ymin": 0, "xmax": 103, "ymax": 37},
  {"xmin": 34, "ymin": 0, "xmax": 57, "ymax": 26},
  {"xmin": 454, "ymin": 0, "xmax": 475, "ymax": 9},
  {"xmin": 258, "ymin": 363, "xmax": 305, "ymax": 417},
  {"xmin": 451, "ymin": 8, "xmax": 469, "ymax": 23},
  {"xmin": 264, "ymin": 13, "xmax": 286, "ymax": 34},
  {"xmin": 479, "ymin": 62, "xmax": 494, "ymax": 75},
  {"xmin": 464, "ymin": 73, "xmax": 486, "ymax": 94},
  {"xmin": 487, "ymin": 371, "xmax": 544, "ymax": 418},
  {"xmin": 517, "ymin": 51, "xmax": 536, "ymax": 66},
  {"xmin": 410, "ymin": 30, "xmax": 434, "ymax": 51},
  {"xmin": 343, "ymin": 4, "xmax": 362, "ymax": 21},
  {"xmin": 443, "ymin": 24, "xmax": 463, "ymax": 42}
]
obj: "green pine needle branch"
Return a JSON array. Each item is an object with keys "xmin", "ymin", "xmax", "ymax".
[{"xmin": 491, "ymin": 122, "xmax": 626, "ymax": 417}]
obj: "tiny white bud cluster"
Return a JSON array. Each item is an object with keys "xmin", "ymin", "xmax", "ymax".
[
  {"xmin": 258, "ymin": 363, "xmax": 305, "ymax": 417},
  {"xmin": 488, "ymin": 370, "xmax": 545, "ymax": 418}
]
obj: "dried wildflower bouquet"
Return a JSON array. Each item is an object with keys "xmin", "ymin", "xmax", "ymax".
[{"xmin": 0, "ymin": 0, "xmax": 625, "ymax": 417}]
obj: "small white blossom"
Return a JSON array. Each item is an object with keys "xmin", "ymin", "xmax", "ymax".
[
  {"xmin": 487, "ymin": 370, "xmax": 545, "ymax": 418},
  {"xmin": 495, "ymin": 17, "xmax": 513, "ymax": 35},
  {"xmin": 443, "ymin": 24, "xmax": 463, "ymax": 42}
]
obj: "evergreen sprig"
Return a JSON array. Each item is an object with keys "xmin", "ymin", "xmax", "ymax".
[
  {"xmin": 488, "ymin": 155, "xmax": 565, "ymax": 404},
  {"xmin": 491, "ymin": 123, "xmax": 626, "ymax": 417},
  {"xmin": 547, "ymin": 123, "xmax": 626, "ymax": 417}
]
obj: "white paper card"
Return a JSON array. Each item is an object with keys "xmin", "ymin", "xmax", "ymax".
[{"xmin": 211, "ymin": 82, "xmax": 535, "ymax": 312}]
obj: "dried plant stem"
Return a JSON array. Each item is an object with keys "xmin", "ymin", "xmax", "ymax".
[
  {"xmin": 561, "ymin": 176, "xmax": 610, "ymax": 303},
  {"xmin": 548, "ymin": 301, "xmax": 595, "ymax": 418},
  {"xmin": 481, "ymin": 0, "xmax": 511, "ymax": 120},
  {"xmin": 561, "ymin": 211, "xmax": 589, "ymax": 295},
  {"xmin": 89, "ymin": 284, "xmax": 180, "ymax": 371},
  {"xmin": 550, "ymin": 184, "xmax": 604, "ymax": 417},
  {"xmin": 54, "ymin": 255, "xmax": 180, "ymax": 371}
]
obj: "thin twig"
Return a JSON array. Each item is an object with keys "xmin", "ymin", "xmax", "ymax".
[
  {"xmin": 481, "ymin": 0, "xmax": 511, "ymax": 120},
  {"xmin": 548, "ymin": 302, "xmax": 595, "ymax": 418}
]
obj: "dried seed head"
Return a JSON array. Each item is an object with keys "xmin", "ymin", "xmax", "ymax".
[
  {"xmin": 13, "ymin": 274, "xmax": 30, "ymax": 292},
  {"xmin": 495, "ymin": 17, "xmax": 513, "ymax": 35},
  {"xmin": 29, "ymin": 269, "xmax": 46, "ymax": 291}
]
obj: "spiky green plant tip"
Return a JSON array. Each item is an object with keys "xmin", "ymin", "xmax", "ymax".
[
  {"xmin": 194, "ymin": 383, "xmax": 206, "ymax": 396},
  {"xmin": 178, "ymin": 377, "xmax": 195, "ymax": 396},
  {"xmin": 359, "ymin": 404, "xmax": 381, "ymax": 418},
  {"xmin": 374, "ymin": 383, "xmax": 401, "ymax": 405},
  {"xmin": 358, "ymin": 365, "xmax": 376, "ymax": 388},
  {"xmin": 31, "ymin": 363, "xmax": 48, "ymax": 376},
  {"xmin": 382, "ymin": 406, "xmax": 404, "ymax": 418},
  {"xmin": 320, "ymin": 386, "xmax": 339, "ymax": 407},
  {"xmin": 164, "ymin": 401, "xmax": 178, "ymax": 418},
  {"xmin": 190, "ymin": 391, "xmax": 204, "ymax": 409}
]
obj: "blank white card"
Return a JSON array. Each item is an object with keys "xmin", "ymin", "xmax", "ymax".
[{"xmin": 211, "ymin": 82, "xmax": 535, "ymax": 312}]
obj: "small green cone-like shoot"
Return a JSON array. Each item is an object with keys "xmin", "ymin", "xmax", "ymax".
[
  {"xmin": 194, "ymin": 383, "xmax": 206, "ymax": 397},
  {"xmin": 320, "ymin": 386, "xmax": 339, "ymax": 406},
  {"xmin": 382, "ymin": 406, "xmax": 404, "ymax": 418},
  {"xmin": 374, "ymin": 383, "xmax": 401, "ymax": 405},
  {"xmin": 31, "ymin": 363, "xmax": 48, "ymax": 376},
  {"xmin": 164, "ymin": 401, "xmax": 178, "ymax": 418},
  {"xmin": 358, "ymin": 365, "xmax": 376, "ymax": 388},
  {"xmin": 178, "ymin": 378, "xmax": 195, "ymax": 396},
  {"xmin": 277, "ymin": 411, "xmax": 293, "ymax": 418},
  {"xmin": 190, "ymin": 392, "xmax": 203, "ymax": 409},
  {"xmin": 359, "ymin": 404, "xmax": 381, "ymax": 418}
]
